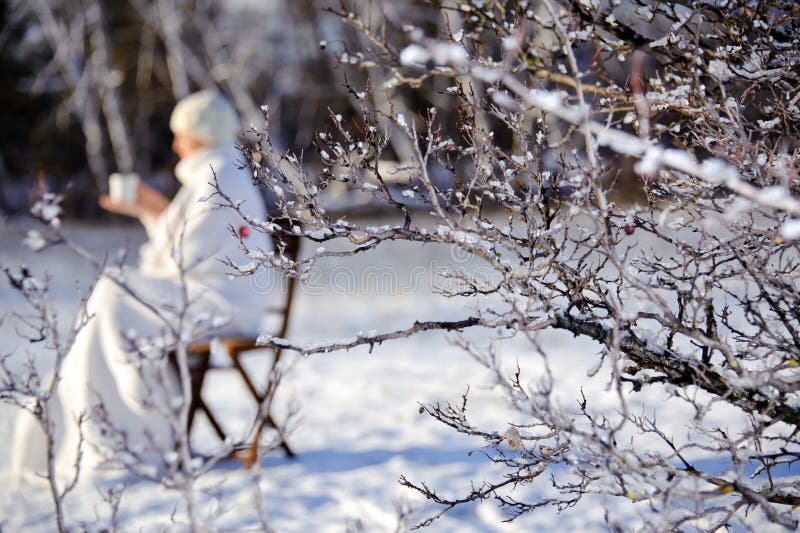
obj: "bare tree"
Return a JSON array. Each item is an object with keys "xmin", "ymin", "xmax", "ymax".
[
  {"xmin": 4, "ymin": 0, "xmax": 347, "ymax": 192},
  {"xmin": 222, "ymin": 0, "xmax": 800, "ymax": 529}
]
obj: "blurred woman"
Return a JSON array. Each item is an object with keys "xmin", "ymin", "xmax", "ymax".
[{"xmin": 12, "ymin": 91, "xmax": 271, "ymax": 483}]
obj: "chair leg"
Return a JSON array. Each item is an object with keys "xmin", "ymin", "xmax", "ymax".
[
  {"xmin": 228, "ymin": 342, "xmax": 297, "ymax": 465},
  {"xmin": 238, "ymin": 420, "xmax": 294, "ymax": 469},
  {"xmin": 241, "ymin": 263, "xmax": 299, "ymax": 468},
  {"xmin": 175, "ymin": 339, "xmax": 297, "ymax": 465},
  {"xmin": 269, "ymin": 414, "xmax": 295, "ymax": 458},
  {"xmin": 227, "ymin": 350, "xmax": 262, "ymax": 401},
  {"xmin": 199, "ymin": 398, "xmax": 228, "ymax": 441},
  {"xmin": 172, "ymin": 349, "xmax": 211, "ymax": 437}
]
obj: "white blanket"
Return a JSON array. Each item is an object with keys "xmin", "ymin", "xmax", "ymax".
[{"xmin": 12, "ymin": 143, "xmax": 273, "ymax": 485}]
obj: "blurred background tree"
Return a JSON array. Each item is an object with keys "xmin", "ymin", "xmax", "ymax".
[{"xmin": 0, "ymin": 0, "xmax": 350, "ymax": 217}]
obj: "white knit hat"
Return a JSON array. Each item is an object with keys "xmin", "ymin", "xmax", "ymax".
[{"xmin": 169, "ymin": 90, "xmax": 240, "ymax": 144}]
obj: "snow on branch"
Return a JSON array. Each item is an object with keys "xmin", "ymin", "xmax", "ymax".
[{"xmin": 497, "ymin": 73, "xmax": 800, "ymax": 217}]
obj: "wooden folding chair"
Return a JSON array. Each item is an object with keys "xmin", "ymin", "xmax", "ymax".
[{"xmin": 171, "ymin": 223, "xmax": 301, "ymax": 466}]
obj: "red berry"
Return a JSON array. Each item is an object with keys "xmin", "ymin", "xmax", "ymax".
[{"xmin": 238, "ymin": 225, "xmax": 250, "ymax": 238}]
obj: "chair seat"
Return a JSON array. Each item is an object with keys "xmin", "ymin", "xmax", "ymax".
[{"xmin": 187, "ymin": 336, "xmax": 259, "ymax": 354}]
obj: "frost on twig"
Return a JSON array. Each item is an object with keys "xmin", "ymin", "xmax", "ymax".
[{"xmin": 222, "ymin": 0, "xmax": 800, "ymax": 529}]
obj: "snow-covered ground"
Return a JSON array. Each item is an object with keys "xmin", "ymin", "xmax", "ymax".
[{"xmin": 0, "ymin": 216, "xmax": 771, "ymax": 532}]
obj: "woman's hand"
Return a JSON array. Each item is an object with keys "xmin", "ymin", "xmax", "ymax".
[{"xmin": 99, "ymin": 181, "xmax": 169, "ymax": 219}]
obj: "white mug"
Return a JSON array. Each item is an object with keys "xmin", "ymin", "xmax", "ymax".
[{"xmin": 108, "ymin": 172, "xmax": 140, "ymax": 203}]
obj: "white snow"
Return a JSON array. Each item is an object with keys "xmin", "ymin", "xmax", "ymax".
[
  {"xmin": 757, "ymin": 117, "xmax": 781, "ymax": 130},
  {"xmin": 22, "ymin": 229, "xmax": 47, "ymax": 251},
  {"xmin": 635, "ymin": 146, "xmax": 663, "ymax": 176},
  {"xmin": 399, "ymin": 44, "xmax": 429, "ymax": 66},
  {"xmin": 471, "ymin": 66, "xmax": 502, "ymax": 83},
  {"xmin": 31, "ymin": 193, "xmax": 62, "ymax": 223},
  {"xmin": 0, "ymin": 217, "xmax": 788, "ymax": 531},
  {"xmin": 399, "ymin": 42, "xmax": 467, "ymax": 68},
  {"xmin": 780, "ymin": 219, "xmax": 800, "ymax": 240}
]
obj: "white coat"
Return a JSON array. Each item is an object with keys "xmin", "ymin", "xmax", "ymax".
[{"xmin": 11, "ymin": 143, "xmax": 272, "ymax": 485}]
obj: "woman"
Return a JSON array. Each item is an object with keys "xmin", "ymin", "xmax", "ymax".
[{"xmin": 12, "ymin": 91, "xmax": 271, "ymax": 483}]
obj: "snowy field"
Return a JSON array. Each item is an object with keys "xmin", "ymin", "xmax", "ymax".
[{"xmin": 0, "ymin": 216, "xmax": 776, "ymax": 532}]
